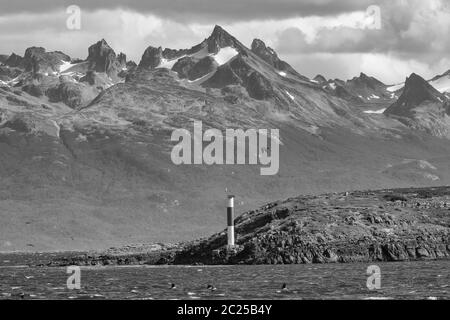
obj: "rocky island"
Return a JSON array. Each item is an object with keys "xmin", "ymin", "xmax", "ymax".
[{"xmin": 14, "ymin": 186, "xmax": 449, "ymax": 267}]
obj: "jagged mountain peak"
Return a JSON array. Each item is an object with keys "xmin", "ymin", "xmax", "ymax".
[
  {"xmin": 4, "ymin": 52, "xmax": 24, "ymax": 68},
  {"xmin": 313, "ymin": 74, "xmax": 327, "ymax": 84},
  {"xmin": 88, "ymin": 39, "xmax": 113, "ymax": 55},
  {"xmin": 251, "ymin": 38, "xmax": 274, "ymax": 53},
  {"xmin": 24, "ymin": 46, "xmax": 46, "ymax": 54},
  {"xmin": 384, "ymin": 73, "xmax": 446, "ymax": 116},
  {"xmin": 138, "ymin": 46, "xmax": 163, "ymax": 69},
  {"xmin": 251, "ymin": 38, "xmax": 278, "ymax": 59},
  {"xmin": 348, "ymin": 72, "xmax": 385, "ymax": 86},
  {"xmin": 210, "ymin": 25, "xmax": 230, "ymax": 38},
  {"xmin": 206, "ymin": 25, "xmax": 241, "ymax": 54},
  {"xmin": 357, "ymin": 72, "xmax": 369, "ymax": 79},
  {"xmin": 138, "ymin": 26, "xmax": 243, "ymax": 71},
  {"xmin": 7, "ymin": 52, "xmax": 22, "ymax": 59},
  {"xmin": 87, "ymin": 39, "xmax": 123, "ymax": 77},
  {"xmin": 249, "ymin": 37, "xmax": 299, "ymax": 76},
  {"xmin": 404, "ymin": 73, "xmax": 441, "ymax": 95},
  {"xmin": 208, "ymin": 25, "xmax": 239, "ymax": 43},
  {"xmin": 407, "ymin": 72, "xmax": 426, "ymax": 83}
]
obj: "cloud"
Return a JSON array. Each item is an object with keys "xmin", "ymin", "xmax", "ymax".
[
  {"xmin": 0, "ymin": 0, "xmax": 374, "ymax": 23},
  {"xmin": 276, "ymin": 0, "xmax": 450, "ymax": 58},
  {"xmin": 272, "ymin": 0, "xmax": 450, "ymax": 82}
]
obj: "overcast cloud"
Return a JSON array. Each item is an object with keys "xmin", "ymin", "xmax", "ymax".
[
  {"xmin": 0, "ymin": 0, "xmax": 374, "ymax": 22},
  {"xmin": 0, "ymin": 0, "xmax": 448, "ymax": 83}
]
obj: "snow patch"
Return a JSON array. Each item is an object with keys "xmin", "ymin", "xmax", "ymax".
[
  {"xmin": 51, "ymin": 120, "xmax": 60, "ymax": 138},
  {"xmin": 430, "ymin": 75, "xmax": 450, "ymax": 93},
  {"xmin": 158, "ymin": 56, "xmax": 185, "ymax": 70},
  {"xmin": 187, "ymin": 72, "xmax": 213, "ymax": 83},
  {"xmin": 424, "ymin": 173, "xmax": 440, "ymax": 181},
  {"xmin": 364, "ymin": 108, "xmax": 386, "ymax": 114},
  {"xmin": 387, "ymin": 83, "xmax": 404, "ymax": 92},
  {"xmin": 213, "ymin": 47, "xmax": 238, "ymax": 66},
  {"xmin": 285, "ymin": 90, "xmax": 295, "ymax": 101},
  {"xmin": 279, "ymin": 71, "xmax": 287, "ymax": 77},
  {"xmin": 8, "ymin": 76, "xmax": 20, "ymax": 86},
  {"xmin": 157, "ymin": 46, "xmax": 238, "ymax": 70},
  {"xmin": 59, "ymin": 60, "xmax": 76, "ymax": 74}
]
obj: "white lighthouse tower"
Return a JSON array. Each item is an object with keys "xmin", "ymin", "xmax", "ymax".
[{"xmin": 227, "ymin": 195, "xmax": 235, "ymax": 247}]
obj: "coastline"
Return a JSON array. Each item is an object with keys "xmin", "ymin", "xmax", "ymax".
[{"xmin": 2, "ymin": 186, "xmax": 449, "ymax": 267}]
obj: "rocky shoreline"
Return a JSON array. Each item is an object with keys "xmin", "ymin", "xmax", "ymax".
[{"xmin": 3, "ymin": 186, "xmax": 450, "ymax": 267}]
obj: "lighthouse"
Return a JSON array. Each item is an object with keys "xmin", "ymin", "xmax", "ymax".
[{"xmin": 227, "ymin": 195, "xmax": 235, "ymax": 247}]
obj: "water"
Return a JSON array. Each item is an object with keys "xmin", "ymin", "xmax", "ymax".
[{"xmin": 0, "ymin": 261, "xmax": 448, "ymax": 300}]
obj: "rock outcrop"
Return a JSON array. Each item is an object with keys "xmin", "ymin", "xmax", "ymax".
[
  {"xmin": 23, "ymin": 47, "xmax": 70, "ymax": 74},
  {"xmin": 251, "ymin": 38, "xmax": 290, "ymax": 72},
  {"xmin": 0, "ymin": 54, "xmax": 9, "ymax": 64},
  {"xmin": 87, "ymin": 39, "xmax": 122, "ymax": 78},
  {"xmin": 138, "ymin": 46, "xmax": 163, "ymax": 70},
  {"xmin": 188, "ymin": 56, "xmax": 217, "ymax": 81},
  {"xmin": 172, "ymin": 56, "xmax": 197, "ymax": 79},
  {"xmin": 4, "ymin": 53, "xmax": 25, "ymax": 68},
  {"xmin": 313, "ymin": 75, "xmax": 327, "ymax": 84},
  {"xmin": 173, "ymin": 187, "xmax": 450, "ymax": 265}
]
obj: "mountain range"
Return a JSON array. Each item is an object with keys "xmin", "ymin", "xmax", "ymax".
[{"xmin": 1, "ymin": 25, "xmax": 450, "ymax": 251}]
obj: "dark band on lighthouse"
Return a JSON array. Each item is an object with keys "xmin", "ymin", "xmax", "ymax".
[{"xmin": 227, "ymin": 195, "xmax": 235, "ymax": 247}]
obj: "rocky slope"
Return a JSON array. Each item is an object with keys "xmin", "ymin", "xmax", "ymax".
[
  {"xmin": 172, "ymin": 186, "xmax": 450, "ymax": 265},
  {"xmin": 385, "ymin": 73, "xmax": 448, "ymax": 117},
  {"xmin": 384, "ymin": 73, "xmax": 450, "ymax": 137}
]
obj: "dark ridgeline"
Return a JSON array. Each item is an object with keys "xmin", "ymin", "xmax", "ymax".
[{"xmin": 384, "ymin": 73, "xmax": 449, "ymax": 117}]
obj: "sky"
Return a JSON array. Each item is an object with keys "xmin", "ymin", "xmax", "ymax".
[{"xmin": 0, "ymin": 0, "xmax": 449, "ymax": 84}]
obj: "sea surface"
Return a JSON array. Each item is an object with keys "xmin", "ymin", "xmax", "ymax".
[{"xmin": 0, "ymin": 260, "xmax": 448, "ymax": 300}]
